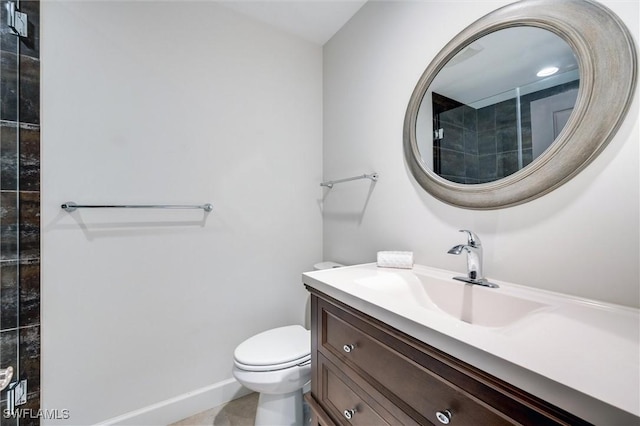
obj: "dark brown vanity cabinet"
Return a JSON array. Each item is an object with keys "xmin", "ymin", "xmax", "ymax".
[{"xmin": 305, "ymin": 288, "xmax": 590, "ymax": 426}]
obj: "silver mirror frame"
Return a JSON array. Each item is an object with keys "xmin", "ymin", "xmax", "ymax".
[{"xmin": 403, "ymin": 0, "xmax": 637, "ymax": 209}]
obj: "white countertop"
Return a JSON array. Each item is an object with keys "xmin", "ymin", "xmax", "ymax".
[{"xmin": 302, "ymin": 263, "xmax": 640, "ymax": 424}]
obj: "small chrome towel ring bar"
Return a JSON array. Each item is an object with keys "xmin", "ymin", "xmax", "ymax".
[
  {"xmin": 61, "ymin": 202, "xmax": 213, "ymax": 213},
  {"xmin": 320, "ymin": 173, "xmax": 378, "ymax": 189}
]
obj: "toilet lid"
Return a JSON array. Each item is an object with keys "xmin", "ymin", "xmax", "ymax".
[{"xmin": 234, "ymin": 325, "xmax": 310, "ymax": 369}]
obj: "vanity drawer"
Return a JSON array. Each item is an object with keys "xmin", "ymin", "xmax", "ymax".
[
  {"xmin": 317, "ymin": 352, "xmax": 414, "ymax": 426},
  {"xmin": 320, "ymin": 302, "xmax": 514, "ymax": 425}
]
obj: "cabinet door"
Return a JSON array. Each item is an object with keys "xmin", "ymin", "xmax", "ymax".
[{"xmin": 318, "ymin": 352, "xmax": 420, "ymax": 426}]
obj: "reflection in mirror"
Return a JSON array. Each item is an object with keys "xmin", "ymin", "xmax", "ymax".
[{"xmin": 416, "ymin": 27, "xmax": 579, "ymax": 184}]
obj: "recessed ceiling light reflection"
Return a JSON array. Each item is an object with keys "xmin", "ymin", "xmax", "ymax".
[{"xmin": 537, "ymin": 66, "xmax": 559, "ymax": 77}]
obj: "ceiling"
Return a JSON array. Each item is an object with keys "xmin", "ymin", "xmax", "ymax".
[
  {"xmin": 431, "ymin": 26, "xmax": 579, "ymax": 108},
  {"xmin": 219, "ymin": 0, "xmax": 368, "ymax": 45}
]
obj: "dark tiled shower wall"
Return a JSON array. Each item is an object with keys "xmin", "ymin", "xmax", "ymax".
[
  {"xmin": 434, "ymin": 79, "xmax": 579, "ymax": 184},
  {"xmin": 436, "ymin": 95, "xmax": 531, "ymax": 184},
  {"xmin": 0, "ymin": 0, "xmax": 40, "ymax": 425}
]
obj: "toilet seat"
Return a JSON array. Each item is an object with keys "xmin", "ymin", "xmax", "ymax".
[
  {"xmin": 233, "ymin": 325, "xmax": 311, "ymax": 372},
  {"xmin": 234, "ymin": 354, "xmax": 310, "ymax": 372}
]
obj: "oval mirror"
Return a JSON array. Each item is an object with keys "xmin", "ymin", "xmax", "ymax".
[
  {"xmin": 404, "ymin": 0, "xmax": 637, "ymax": 209},
  {"xmin": 418, "ymin": 27, "xmax": 579, "ymax": 184}
]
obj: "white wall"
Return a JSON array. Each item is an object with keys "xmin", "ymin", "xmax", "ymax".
[
  {"xmin": 323, "ymin": 0, "xmax": 639, "ymax": 307},
  {"xmin": 41, "ymin": 2, "xmax": 322, "ymax": 424}
]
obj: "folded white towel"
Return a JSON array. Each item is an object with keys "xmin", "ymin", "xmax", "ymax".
[{"xmin": 377, "ymin": 251, "xmax": 414, "ymax": 269}]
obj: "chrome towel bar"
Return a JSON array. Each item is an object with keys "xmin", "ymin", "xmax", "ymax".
[
  {"xmin": 61, "ymin": 202, "xmax": 213, "ymax": 212},
  {"xmin": 320, "ymin": 173, "xmax": 378, "ymax": 189}
]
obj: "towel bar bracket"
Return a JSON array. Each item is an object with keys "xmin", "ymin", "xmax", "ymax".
[{"xmin": 321, "ymin": 173, "xmax": 379, "ymax": 189}]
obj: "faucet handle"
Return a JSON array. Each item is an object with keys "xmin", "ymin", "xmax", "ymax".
[{"xmin": 459, "ymin": 230, "xmax": 481, "ymax": 247}]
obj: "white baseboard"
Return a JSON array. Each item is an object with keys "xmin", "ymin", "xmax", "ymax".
[{"xmin": 96, "ymin": 378, "xmax": 251, "ymax": 426}]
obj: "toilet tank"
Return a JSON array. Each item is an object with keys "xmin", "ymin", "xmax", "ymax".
[
  {"xmin": 304, "ymin": 262, "xmax": 343, "ymax": 332},
  {"xmin": 313, "ymin": 261, "xmax": 344, "ymax": 270}
]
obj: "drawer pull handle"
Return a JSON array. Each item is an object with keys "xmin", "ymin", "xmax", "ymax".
[
  {"xmin": 343, "ymin": 344, "xmax": 355, "ymax": 353},
  {"xmin": 343, "ymin": 408, "xmax": 357, "ymax": 420},
  {"xmin": 436, "ymin": 409, "xmax": 452, "ymax": 424}
]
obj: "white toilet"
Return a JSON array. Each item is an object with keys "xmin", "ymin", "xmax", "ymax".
[
  {"xmin": 233, "ymin": 325, "xmax": 311, "ymax": 425},
  {"xmin": 232, "ymin": 262, "xmax": 343, "ymax": 426}
]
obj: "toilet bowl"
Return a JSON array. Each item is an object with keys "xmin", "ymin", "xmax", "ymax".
[
  {"xmin": 232, "ymin": 262, "xmax": 343, "ymax": 425},
  {"xmin": 232, "ymin": 325, "xmax": 311, "ymax": 426}
]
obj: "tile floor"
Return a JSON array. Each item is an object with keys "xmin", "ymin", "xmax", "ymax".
[
  {"xmin": 172, "ymin": 392, "xmax": 312, "ymax": 426},
  {"xmin": 171, "ymin": 393, "xmax": 258, "ymax": 426}
]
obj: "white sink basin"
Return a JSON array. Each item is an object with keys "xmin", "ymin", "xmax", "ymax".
[{"xmin": 352, "ymin": 266, "xmax": 550, "ymax": 327}]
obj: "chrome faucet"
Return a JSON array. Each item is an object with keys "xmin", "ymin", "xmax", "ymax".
[{"xmin": 448, "ymin": 230, "xmax": 498, "ymax": 288}]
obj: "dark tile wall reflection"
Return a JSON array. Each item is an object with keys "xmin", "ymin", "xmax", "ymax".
[
  {"xmin": 0, "ymin": 1, "xmax": 40, "ymax": 425},
  {"xmin": 476, "ymin": 98, "xmax": 530, "ymax": 183},
  {"xmin": 433, "ymin": 79, "xmax": 579, "ymax": 184}
]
